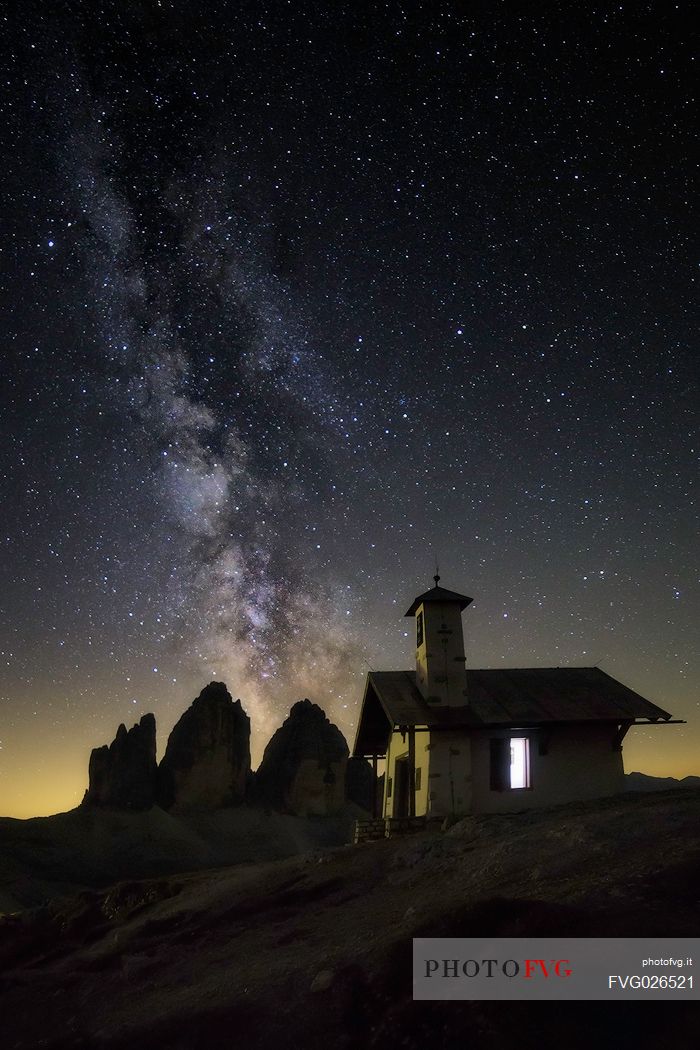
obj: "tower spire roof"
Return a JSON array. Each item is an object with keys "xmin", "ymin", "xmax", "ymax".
[{"xmin": 404, "ymin": 579, "xmax": 473, "ymax": 617}]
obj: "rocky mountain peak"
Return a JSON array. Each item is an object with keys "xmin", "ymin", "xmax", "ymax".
[
  {"xmin": 254, "ymin": 697, "xmax": 349, "ymax": 816},
  {"xmin": 85, "ymin": 713, "xmax": 157, "ymax": 810},
  {"xmin": 156, "ymin": 682, "xmax": 251, "ymax": 810}
]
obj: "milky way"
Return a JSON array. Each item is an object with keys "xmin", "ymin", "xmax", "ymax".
[
  {"xmin": 60, "ymin": 73, "xmax": 369, "ymax": 745},
  {"xmin": 1, "ymin": 3, "xmax": 697, "ymax": 815}
]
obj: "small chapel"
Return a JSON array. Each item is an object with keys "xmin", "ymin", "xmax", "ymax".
[{"xmin": 352, "ymin": 577, "xmax": 681, "ymax": 819}]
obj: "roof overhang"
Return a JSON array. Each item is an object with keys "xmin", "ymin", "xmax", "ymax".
[
  {"xmin": 465, "ymin": 718, "xmax": 686, "ymax": 730},
  {"xmin": 352, "ymin": 676, "xmax": 393, "ymax": 757}
]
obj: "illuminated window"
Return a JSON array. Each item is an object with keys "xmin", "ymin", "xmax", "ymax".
[
  {"xmin": 416, "ymin": 611, "xmax": 424, "ymax": 647},
  {"xmin": 509, "ymin": 737, "xmax": 530, "ymax": 789},
  {"xmin": 490, "ymin": 736, "xmax": 531, "ymax": 790}
]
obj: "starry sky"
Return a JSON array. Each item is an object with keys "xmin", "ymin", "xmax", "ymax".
[{"xmin": 1, "ymin": 2, "xmax": 697, "ymax": 817}]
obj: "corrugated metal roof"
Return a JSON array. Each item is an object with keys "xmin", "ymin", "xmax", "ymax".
[
  {"xmin": 352, "ymin": 666, "xmax": 674, "ymax": 756},
  {"xmin": 465, "ymin": 667, "xmax": 673, "ymax": 724}
]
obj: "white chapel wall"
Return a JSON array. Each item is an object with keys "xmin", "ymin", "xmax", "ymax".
[{"xmin": 470, "ymin": 722, "xmax": 625, "ymax": 814}]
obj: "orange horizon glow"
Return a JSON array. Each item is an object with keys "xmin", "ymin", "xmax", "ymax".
[{"xmin": 1, "ymin": 723, "xmax": 696, "ymax": 821}]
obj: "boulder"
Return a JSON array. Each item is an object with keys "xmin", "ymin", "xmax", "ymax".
[
  {"xmin": 255, "ymin": 699, "xmax": 349, "ymax": 816},
  {"xmin": 345, "ymin": 756, "xmax": 378, "ymax": 813},
  {"xmin": 157, "ymin": 682, "xmax": 250, "ymax": 810},
  {"xmin": 85, "ymin": 713, "xmax": 157, "ymax": 810}
]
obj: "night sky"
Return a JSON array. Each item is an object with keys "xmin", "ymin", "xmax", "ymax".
[{"xmin": 1, "ymin": 3, "xmax": 697, "ymax": 817}]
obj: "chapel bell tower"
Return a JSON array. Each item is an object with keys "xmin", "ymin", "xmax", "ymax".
[{"xmin": 405, "ymin": 575, "xmax": 472, "ymax": 707}]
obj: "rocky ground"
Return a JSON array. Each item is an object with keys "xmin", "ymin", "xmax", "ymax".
[
  {"xmin": 0, "ymin": 802, "xmax": 362, "ymax": 914},
  {"xmin": 1, "ymin": 788, "xmax": 699, "ymax": 1049}
]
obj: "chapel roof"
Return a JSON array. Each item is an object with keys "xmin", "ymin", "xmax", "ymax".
[{"xmin": 352, "ymin": 667, "xmax": 675, "ymax": 757}]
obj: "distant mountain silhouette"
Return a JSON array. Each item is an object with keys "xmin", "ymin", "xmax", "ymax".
[
  {"xmin": 625, "ymin": 771, "xmax": 700, "ymax": 791},
  {"xmin": 82, "ymin": 684, "xmax": 373, "ymax": 819}
]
